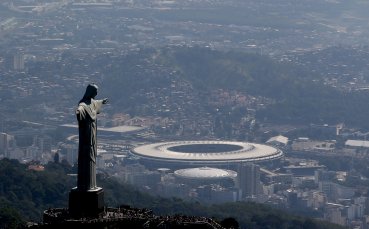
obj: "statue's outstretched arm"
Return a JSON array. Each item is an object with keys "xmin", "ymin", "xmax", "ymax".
[{"xmin": 76, "ymin": 106, "xmax": 86, "ymax": 120}]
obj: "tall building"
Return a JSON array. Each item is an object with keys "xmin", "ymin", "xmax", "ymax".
[
  {"xmin": 36, "ymin": 136, "xmax": 52, "ymax": 154},
  {"xmin": 324, "ymin": 203, "xmax": 346, "ymax": 226},
  {"xmin": 0, "ymin": 132, "xmax": 14, "ymax": 158},
  {"xmin": 237, "ymin": 162, "xmax": 262, "ymax": 198},
  {"xmin": 13, "ymin": 53, "xmax": 25, "ymax": 71}
]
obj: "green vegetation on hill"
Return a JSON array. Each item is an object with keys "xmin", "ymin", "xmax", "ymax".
[
  {"xmin": 0, "ymin": 159, "xmax": 344, "ymax": 229},
  {"xmin": 0, "ymin": 159, "xmax": 74, "ymax": 222},
  {"xmin": 0, "ymin": 206, "xmax": 24, "ymax": 229}
]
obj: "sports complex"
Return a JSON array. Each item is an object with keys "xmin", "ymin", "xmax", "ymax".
[{"xmin": 130, "ymin": 140, "xmax": 283, "ymax": 169}]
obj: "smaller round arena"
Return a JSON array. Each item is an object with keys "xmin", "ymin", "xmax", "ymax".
[
  {"xmin": 174, "ymin": 167, "xmax": 237, "ymax": 187},
  {"xmin": 174, "ymin": 167, "xmax": 237, "ymax": 180}
]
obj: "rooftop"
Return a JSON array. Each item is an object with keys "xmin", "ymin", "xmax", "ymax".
[
  {"xmin": 131, "ymin": 141, "xmax": 283, "ymax": 164},
  {"xmin": 174, "ymin": 167, "xmax": 237, "ymax": 180}
]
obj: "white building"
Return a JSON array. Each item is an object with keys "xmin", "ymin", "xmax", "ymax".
[{"xmin": 345, "ymin": 140, "xmax": 369, "ymax": 148}]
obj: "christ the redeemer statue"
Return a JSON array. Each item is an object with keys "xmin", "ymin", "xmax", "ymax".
[
  {"xmin": 76, "ymin": 83, "xmax": 108, "ymax": 190},
  {"xmin": 69, "ymin": 84, "xmax": 107, "ymax": 218}
]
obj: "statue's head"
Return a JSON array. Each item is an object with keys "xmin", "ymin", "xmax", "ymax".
[{"xmin": 83, "ymin": 84, "xmax": 98, "ymax": 99}]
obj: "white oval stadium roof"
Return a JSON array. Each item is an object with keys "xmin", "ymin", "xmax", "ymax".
[{"xmin": 131, "ymin": 141, "xmax": 283, "ymax": 164}]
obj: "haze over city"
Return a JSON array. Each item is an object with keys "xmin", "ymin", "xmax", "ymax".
[{"xmin": 2, "ymin": 0, "xmax": 369, "ymax": 228}]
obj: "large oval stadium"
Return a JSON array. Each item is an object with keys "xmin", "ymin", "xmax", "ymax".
[{"xmin": 130, "ymin": 141, "xmax": 283, "ymax": 169}]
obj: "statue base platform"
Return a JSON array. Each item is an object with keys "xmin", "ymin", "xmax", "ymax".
[{"xmin": 69, "ymin": 187, "xmax": 104, "ymax": 218}]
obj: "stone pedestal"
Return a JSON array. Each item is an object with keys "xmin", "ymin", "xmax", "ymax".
[{"xmin": 69, "ymin": 187, "xmax": 104, "ymax": 218}]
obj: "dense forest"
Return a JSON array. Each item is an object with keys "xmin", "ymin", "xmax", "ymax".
[{"xmin": 0, "ymin": 158, "xmax": 345, "ymax": 229}]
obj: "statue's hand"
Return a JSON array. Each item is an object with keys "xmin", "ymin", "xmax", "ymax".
[{"xmin": 102, "ymin": 98, "xmax": 108, "ymax": 104}]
